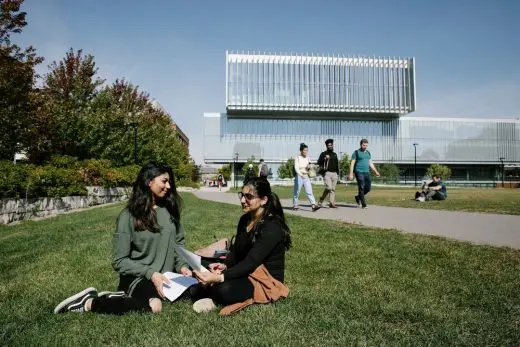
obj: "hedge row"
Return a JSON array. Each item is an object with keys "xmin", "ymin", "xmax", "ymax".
[{"xmin": 0, "ymin": 157, "xmax": 141, "ymax": 199}]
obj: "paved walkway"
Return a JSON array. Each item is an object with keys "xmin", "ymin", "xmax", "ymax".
[{"xmin": 192, "ymin": 190, "xmax": 520, "ymax": 249}]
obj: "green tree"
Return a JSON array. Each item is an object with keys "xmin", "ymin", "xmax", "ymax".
[
  {"xmin": 28, "ymin": 48, "xmax": 104, "ymax": 162},
  {"xmin": 339, "ymin": 153, "xmax": 350, "ymax": 179},
  {"xmin": 376, "ymin": 163, "xmax": 400, "ymax": 184},
  {"xmin": 427, "ymin": 164, "xmax": 452, "ymax": 179},
  {"xmin": 278, "ymin": 158, "xmax": 295, "ymax": 179},
  {"xmin": 84, "ymin": 79, "xmax": 195, "ymax": 181},
  {"xmin": 242, "ymin": 157, "xmax": 259, "ymax": 176},
  {"xmin": 0, "ymin": 0, "xmax": 43, "ymax": 160},
  {"xmin": 218, "ymin": 164, "xmax": 231, "ymax": 181}
]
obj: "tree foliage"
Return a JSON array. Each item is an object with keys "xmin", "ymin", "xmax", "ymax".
[
  {"xmin": 427, "ymin": 164, "xmax": 452, "ymax": 179},
  {"xmin": 278, "ymin": 158, "xmax": 295, "ymax": 179},
  {"xmin": 339, "ymin": 153, "xmax": 350, "ymax": 178},
  {"xmin": 0, "ymin": 0, "xmax": 43, "ymax": 160},
  {"xmin": 242, "ymin": 157, "xmax": 259, "ymax": 177},
  {"xmin": 27, "ymin": 48, "xmax": 104, "ymax": 162},
  {"xmin": 375, "ymin": 163, "xmax": 400, "ymax": 184},
  {"xmin": 218, "ymin": 164, "xmax": 231, "ymax": 181},
  {"xmin": 1, "ymin": 2, "xmax": 196, "ymax": 181}
]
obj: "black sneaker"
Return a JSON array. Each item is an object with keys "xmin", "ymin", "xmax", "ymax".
[
  {"xmin": 355, "ymin": 195, "xmax": 361, "ymax": 207},
  {"xmin": 98, "ymin": 290, "xmax": 125, "ymax": 299},
  {"xmin": 54, "ymin": 287, "xmax": 97, "ymax": 314}
]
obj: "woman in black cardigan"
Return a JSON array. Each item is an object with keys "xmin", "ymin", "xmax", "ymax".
[{"xmin": 191, "ymin": 177, "xmax": 291, "ymax": 313}]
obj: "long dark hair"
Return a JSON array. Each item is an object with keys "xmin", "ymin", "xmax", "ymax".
[
  {"xmin": 128, "ymin": 162, "xmax": 182, "ymax": 232},
  {"xmin": 243, "ymin": 177, "xmax": 291, "ymax": 250}
]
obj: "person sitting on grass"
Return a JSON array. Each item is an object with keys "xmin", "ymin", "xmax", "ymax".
[
  {"xmin": 189, "ymin": 177, "xmax": 291, "ymax": 313},
  {"xmin": 415, "ymin": 175, "xmax": 448, "ymax": 201},
  {"xmin": 54, "ymin": 162, "xmax": 192, "ymax": 315}
]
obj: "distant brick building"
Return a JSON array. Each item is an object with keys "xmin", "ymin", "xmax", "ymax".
[{"xmin": 149, "ymin": 99, "xmax": 189, "ymax": 147}]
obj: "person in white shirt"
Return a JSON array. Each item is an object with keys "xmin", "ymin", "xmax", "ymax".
[{"xmin": 293, "ymin": 143, "xmax": 319, "ymax": 211}]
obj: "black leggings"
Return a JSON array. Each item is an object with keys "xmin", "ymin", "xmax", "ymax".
[
  {"xmin": 90, "ymin": 276, "xmax": 159, "ymax": 315},
  {"xmin": 190, "ymin": 277, "xmax": 254, "ymax": 306}
]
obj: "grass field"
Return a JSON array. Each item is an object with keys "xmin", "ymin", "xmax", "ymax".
[
  {"xmin": 1, "ymin": 193, "xmax": 519, "ymax": 346},
  {"xmin": 247, "ymin": 184, "xmax": 520, "ymax": 215}
]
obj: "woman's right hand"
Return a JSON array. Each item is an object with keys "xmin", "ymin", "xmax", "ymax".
[
  {"xmin": 151, "ymin": 272, "xmax": 172, "ymax": 299},
  {"xmin": 209, "ymin": 263, "xmax": 227, "ymax": 274}
]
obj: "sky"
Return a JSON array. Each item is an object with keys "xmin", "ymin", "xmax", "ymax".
[{"xmin": 14, "ymin": 0, "xmax": 520, "ymax": 164}]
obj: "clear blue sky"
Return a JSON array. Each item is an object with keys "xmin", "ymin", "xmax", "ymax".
[{"xmin": 15, "ymin": 0, "xmax": 520, "ymax": 163}]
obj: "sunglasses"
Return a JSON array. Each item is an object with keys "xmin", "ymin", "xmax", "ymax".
[{"xmin": 238, "ymin": 192, "xmax": 258, "ymax": 201}]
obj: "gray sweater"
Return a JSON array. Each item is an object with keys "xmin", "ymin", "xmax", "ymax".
[{"xmin": 112, "ymin": 207, "xmax": 188, "ymax": 280}]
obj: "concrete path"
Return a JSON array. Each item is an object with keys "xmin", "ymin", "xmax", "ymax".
[{"xmin": 192, "ymin": 190, "xmax": 520, "ymax": 249}]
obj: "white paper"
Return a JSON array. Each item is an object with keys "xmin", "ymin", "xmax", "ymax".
[
  {"xmin": 175, "ymin": 245, "xmax": 209, "ymax": 273},
  {"xmin": 162, "ymin": 272, "xmax": 198, "ymax": 302}
]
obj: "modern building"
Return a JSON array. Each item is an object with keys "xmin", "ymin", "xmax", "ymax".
[{"xmin": 204, "ymin": 51, "xmax": 520, "ymax": 182}]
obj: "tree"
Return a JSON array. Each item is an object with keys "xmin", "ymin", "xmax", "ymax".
[
  {"xmin": 218, "ymin": 164, "xmax": 231, "ymax": 181},
  {"xmin": 427, "ymin": 164, "xmax": 452, "ymax": 179},
  {"xmin": 376, "ymin": 163, "xmax": 400, "ymax": 184},
  {"xmin": 339, "ymin": 153, "xmax": 350, "ymax": 179},
  {"xmin": 28, "ymin": 48, "xmax": 104, "ymax": 162},
  {"xmin": 83, "ymin": 79, "xmax": 196, "ymax": 181},
  {"xmin": 0, "ymin": 0, "xmax": 43, "ymax": 160},
  {"xmin": 242, "ymin": 157, "xmax": 258, "ymax": 176},
  {"xmin": 277, "ymin": 158, "xmax": 295, "ymax": 179}
]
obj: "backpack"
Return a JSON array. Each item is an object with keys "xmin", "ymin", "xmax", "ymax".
[{"xmin": 260, "ymin": 163, "xmax": 269, "ymax": 177}]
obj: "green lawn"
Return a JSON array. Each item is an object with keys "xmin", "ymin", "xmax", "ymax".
[
  {"xmin": 1, "ymin": 193, "xmax": 519, "ymax": 346},
  {"xmin": 248, "ymin": 184, "xmax": 520, "ymax": 215}
]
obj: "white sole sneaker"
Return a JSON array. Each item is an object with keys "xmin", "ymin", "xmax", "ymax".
[
  {"xmin": 193, "ymin": 298, "xmax": 217, "ymax": 313},
  {"xmin": 53, "ymin": 287, "xmax": 97, "ymax": 314}
]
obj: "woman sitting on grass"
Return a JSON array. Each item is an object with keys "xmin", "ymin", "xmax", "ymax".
[
  {"xmin": 54, "ymin": 162, "xmax": 192, "ymax": 315},
  {"xmin": 191, "ymin": 177, "xmax": 291, "ymax": 313}
]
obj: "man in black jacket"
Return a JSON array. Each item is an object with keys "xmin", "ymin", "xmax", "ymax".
[{"xmin": 317, "ymin": 139, "xmax": 339, "ymax": 208}]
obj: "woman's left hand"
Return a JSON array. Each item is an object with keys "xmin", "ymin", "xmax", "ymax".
[
  {"xmin": 180, "ymin": 266, "xmax": 192, "ymax": 277},
  {"xmin": 193, "ymin": 270, "xmax": 224, "ymax": 286}
]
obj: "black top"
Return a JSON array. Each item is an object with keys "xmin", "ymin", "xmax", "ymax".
[
  {"xmin": 223, "ymin": 214, "xmax": 286, "ymax": 282},
  {"xmin": 317, "ymin": 150, "xmax": 339, "ymax": 173}
]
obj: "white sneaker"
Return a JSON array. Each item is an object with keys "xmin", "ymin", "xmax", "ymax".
[{"xmin": 193, "ymin": 298, "xmax": 217, "ymax": 313}]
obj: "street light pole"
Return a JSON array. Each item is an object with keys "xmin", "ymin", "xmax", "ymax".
[
  {"xmin": 499, "ymin": 157, "xmax": 505, "ymax": 188},
  {"xmin": 234, "ymin": 152, "xmax": 239, "ymax": 189},
  {"xmin": 413, "ymin": 143, "xmax": 418, "ymax": 187}
]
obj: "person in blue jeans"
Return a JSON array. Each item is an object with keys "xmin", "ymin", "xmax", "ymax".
[{"xmin": 348, "ymin": 139, "xmax": 380, "ymax": 209}]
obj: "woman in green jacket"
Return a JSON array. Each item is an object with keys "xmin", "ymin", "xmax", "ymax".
[{"xmin": 54, "ymin": 163, "xmax": 191, "ymax": 315}]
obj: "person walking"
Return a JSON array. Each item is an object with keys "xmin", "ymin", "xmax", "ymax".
[
  {"xmin": 317, "ymin": 139, "xmax": 339, "ymax": 208},
  {"xmin": 258, "ymin": 159, "xmax": 269, "ymax": 179},
  {"xmin": 348, "ymin": 139, "xmax": 380, "ymax": 209},
  {"xmin": 293, "ymin": 143, "xmax": 319, "ymax": 211}
]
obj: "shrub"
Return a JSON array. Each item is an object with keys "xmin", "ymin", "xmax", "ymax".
[
  {"xmin": 47, "ymin": 155, "xmax": 81, "ymax": 169},
  {"xmin": 0, "ymin": 161, "xmax": 31, "ymax": 198},
  {"xmin": 278, "ymin": 158, "xmax": 295, "ymax": 179},
  {"xmin": 374, "ymin": 163, "xmax": 400, "ymax": 184},
  {"xmin": 427, "ymin": 164, "xmax": 452, "ymax": 180}
]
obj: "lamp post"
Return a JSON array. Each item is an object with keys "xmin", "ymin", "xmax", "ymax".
[
  {"xmin": 413, "ymin": 143, "xmax": 419, "ymax": 187},
  {"xmin": 234, "ymin": 152, "xmax": 239, "ymax": 189},
  {"xmin": 128, "ymin": 112, "xmax": 138, "ymax": 164},
  {"xmin": 499, "ymin": 157, "xmax": 505, "ymax": 188}
]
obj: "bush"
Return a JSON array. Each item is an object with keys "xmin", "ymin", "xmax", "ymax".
[
  {"xmin": 0, "ymin": 160, "xmax": 142, "ymax": 199},
  {"xmin": 427, "ymin": 164, "xmax": 452, "ymax": 180},
  {"xmin": 35, "ymin": 166, "xmax": 87, "ymax": 197},
  {"xmin": 47, "ymin": 155, "xmax": 81, "ymax": 169},
  {"xmin": 0, "ymin": 161, "xmax": 31, "ymax": 198},
  {"xmin": 374, "ymin": 163, "xmax": 400, "ymax": 184},
  {"xmin": 278, "ymin": 158, "xmax": 295, "ymax": 179}
]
